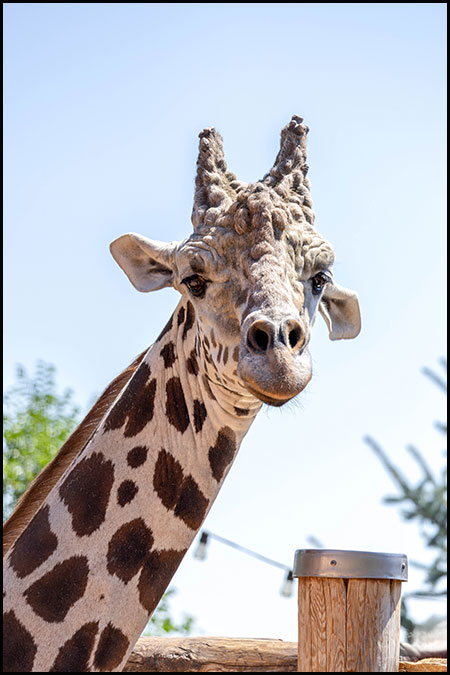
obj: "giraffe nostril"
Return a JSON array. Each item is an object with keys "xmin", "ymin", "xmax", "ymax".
[
  {"xmin": 288, "ymin": 326, "xmax": 302, "ymax": 350},
  {"xmin": 247, "ymin": 322, "xmax": 273, "ymax": 352},
  {"xmin": 283, "ymin": 318, "xmax": 305, "ymax": 352},
  {"xmin": 253, "ymin": 329, "xmax": 269, "ymax": 351}
]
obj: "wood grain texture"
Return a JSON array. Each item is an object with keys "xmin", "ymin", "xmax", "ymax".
[
  {"xmin": 122, "ymin": 637, "xmax": 447, "ymax": 672},
  {"xmin": 298, "ymin": 577, "xmax": 402, "ymax": 671},
  {"xmin": 398, "ymin": 659, "xmax": 447, "ymax": 672},
  {"xmin": 123, "ymin": 637, "xmax": 298, "ymax": 672},
  {"xmin": 298, "ymin": 578, "xmax": 347, "ymax": 671},
  {"xmin": 324, "ymin": 578, "xmax": 347, "ymax": 671}
]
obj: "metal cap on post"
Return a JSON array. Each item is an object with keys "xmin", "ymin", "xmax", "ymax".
[
  {"xmin": 293, "ymin": 549, "xmax": 408, "ymax": 672},
  {"xmin": 293, "ymin": 549, "xmax": 408, "ymax": 581}
]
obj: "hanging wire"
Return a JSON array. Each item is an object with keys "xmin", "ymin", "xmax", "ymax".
[{"xmin": 193, "ymin": 529, "xmax": 295, "ymax": 597}]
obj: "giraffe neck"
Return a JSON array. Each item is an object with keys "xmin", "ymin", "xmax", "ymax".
[{"xmin": 3, "ymin": 298, "xmax": 261, "ymax": 673}]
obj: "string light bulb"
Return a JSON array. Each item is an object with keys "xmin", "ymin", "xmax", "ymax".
[
  {"xmin": 193, "ymin": 531, "xmax": 209, "ymax": 561},
  {"xmin": 280, "ymin": 569, "xmax": 294, "ymax": 598}
]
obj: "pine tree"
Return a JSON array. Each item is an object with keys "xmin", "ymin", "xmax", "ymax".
[{"xmin": 364, "ymin": 358, "xmax": 447, "ymax": 638}]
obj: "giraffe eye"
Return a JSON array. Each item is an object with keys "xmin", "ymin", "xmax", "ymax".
[
  {"xmin": 310, "ymin": 272, "xmax": 331, "ymax": 296},
  {"xmin": 182, "ymin": 274, "xmax": 207, "ymax": 298}
]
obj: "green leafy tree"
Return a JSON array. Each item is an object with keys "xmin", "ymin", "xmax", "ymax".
[
  {"xmin": 364, "ymin": 357, "xmax": 447, "ymax": 638},
  {"xmin": 3, "ymin": 361, "xmax": 81, "ymax": 518},
  {"xmin": 143, "ymin": 589, "xmax": 195, "ymax": 636},
  {"xmin": 3, "ymin": 361, "xmax": 196, "ymax": 636}
]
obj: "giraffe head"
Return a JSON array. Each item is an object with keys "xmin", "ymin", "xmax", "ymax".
[{"xmin": 110, "ymin": 116, "xmax": 361, "ymax": 406}]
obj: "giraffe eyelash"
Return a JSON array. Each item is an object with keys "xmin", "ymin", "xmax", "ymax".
[
  {"xmin": 181, "ymin": 274, "xmax": 209, "ymax": 298},
  {"xmin": 310, "ymin": 271, "xmax": 332, "ymax": 296}
]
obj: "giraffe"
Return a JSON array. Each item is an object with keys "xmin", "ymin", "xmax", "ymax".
[{"xmin": 3, "ymin": 116, "xmax": 361, "ymax": 672}]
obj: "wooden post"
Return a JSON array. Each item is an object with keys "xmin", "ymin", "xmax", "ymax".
[{"xmin": 293, "ymin": 549, "xmax": 408, "ymax": 672}]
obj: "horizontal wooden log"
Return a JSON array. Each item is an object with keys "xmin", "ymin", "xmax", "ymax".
[
  {"xmin": 123, "ymin": 637, "xmax": 298, "ymax": 672},
  {"xmin": 399, "ymin": 658, "xmax": 447, "ymax": 672},
  {"xmin": 123, "ymin": 637, "xmax": 447, "ymax": 672}
]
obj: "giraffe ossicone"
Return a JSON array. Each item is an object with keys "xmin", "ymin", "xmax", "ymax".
[{"xmin": 3, "ymin": 116, "xmax": 361, "ymax": 672}]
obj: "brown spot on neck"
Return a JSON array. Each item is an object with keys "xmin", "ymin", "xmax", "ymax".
[
  {"xmin": 3, "ymin": 610, "xmax": 37, "ymax": 672},
  {"xmin": 165, "ymin": 377, "xmax": 190, "ymax": 433},
  {"xmin": 177, "ymin": 306, "xmax": 185, "ymax": 326},
  {"xmin": 117, "ymin": 480, "xmax": 139, "ymax": 506},
  {"xmin": 106, "ymin": 518, "xmax": 154, "ymax": 584},
  {"xmin": 187, "ymin": 349, "xmax": 199, "ymax": 376},
  {"xmin": 153, "ymin": 449, "xmax": 209, "ymax": 530},
  {"xmin": 138, "ymin": 548, "xmax": 187, "ymax": 615},
  {"xmin": 93, "ymin": 623, "xmax": 130, "ymax": 672},
  {"xmin": 153, "ymin": 449, "xmax": 183, "ymax": 511},
  {"xmin": 59, "ymin": 452, "xmax": 115, "ymax": 537},
  {"xmin": 103, "ymin": 362, "xmax": 157, "ymax": 438},
  {"xmin": 174, "ymin": 476, "xmax": 209, "ymax": 530},
  {"xmin": 193, "ymin": 400, "xmax": 207, "ymax": 433},
  {"xmin": 24, "ymin": 556, "xmax": 89, "ymax": 623},
  {"xmin": 127, "ymin": 445, "xmax": 148, "ymax": 468},
  {"xmin": 160, "ymin": 341, "xmax": 176, "ymax": 368},
  {"xmin": 9, "ymin": 504, "xmax": 57, "ymax": 579},
  {"xmin": 49, "ymin": 622, "xmax": 99, "ymax": 672},
  {"xmin": 182, "ymin": 301, "xmax": 196, "ymax": 340},
  {"xmin": 208, "ymin": 427, "xmax": 237, "ymax": 482}
]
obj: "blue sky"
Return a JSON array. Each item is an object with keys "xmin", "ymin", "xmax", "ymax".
[{"xmin": 4, "ymin": 3, "xmax": 446, "ymax": 640}]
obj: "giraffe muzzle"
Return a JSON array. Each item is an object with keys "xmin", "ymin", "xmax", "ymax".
[{"xmin": 238, "ymin": 315, "xmax": 312, "ymax": 406}]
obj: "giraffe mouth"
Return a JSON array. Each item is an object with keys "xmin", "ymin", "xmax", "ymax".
[{"xmin": 243, "ymin": 382, "xmax": 299, "ymax": 407}]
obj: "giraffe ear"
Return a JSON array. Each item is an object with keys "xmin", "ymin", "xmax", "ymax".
[
  {"xmin": 318, "ymin": 282, "xmax": 361, "ymax": 340},
  {"xmin": 110, "ymin": 233, "xmax": 178, "ymax": 292}
]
